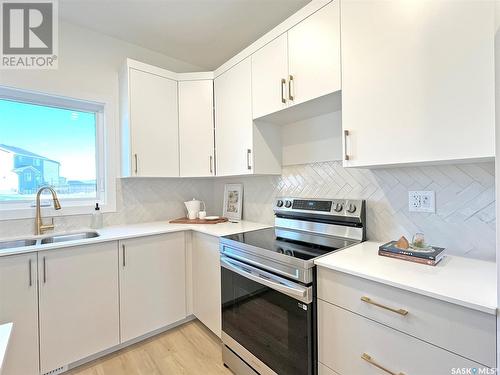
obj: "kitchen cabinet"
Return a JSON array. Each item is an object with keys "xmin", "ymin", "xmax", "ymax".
[
  {"xmin": 179, "ymin": 79, "xmax": 215, "ymax": 177},
  {"xmin": 341, "ymin": 0, "xmax": 495, "ymax": 167},
  {"xmin": 251, "ymin": 1, "xmax": 340, "ymax": 119},
  {"xmin": 251, "ymin": 34, "xmax": 288, "ymax": 119},
  {"xmin": 318, "ymin": 300, "xmax": 484, "ymax": 375},
  {"xmin": 318, "ymin": 268, "xmax": 496, "ymax": 367},
  {"xmin": 0, "ymin": 253, "xmax": 39, "ymax": 375},
  {"xmin": 38, "ymin": 243, "xmax": 119, "ymax": 374},
  {"xmin": 121, "ymin": 61, "xmax": 179, "ymax": 177},
  {"xmin": 119, "ymin": 233, "xmax": 187, "ymax": 342},
  {"xmin": 215, "ymin": 57, "xmax": 281, "ymax": 176},
  {"xmin": 192, "ymin": 232, "xmax": 221, "ymax": 337},
  {"xmin": 288, "ymin": 0, "xmax": 340, "ymax": 107}
]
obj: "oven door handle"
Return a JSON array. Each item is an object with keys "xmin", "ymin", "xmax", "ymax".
[{"xmin": 221, "ymin": 256, "xmax": 312, "ymax": 303}]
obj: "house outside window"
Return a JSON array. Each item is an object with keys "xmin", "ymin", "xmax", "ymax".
[{"xmin": 0, "ymin": 86, "xmax": 115, "ymax": 219}]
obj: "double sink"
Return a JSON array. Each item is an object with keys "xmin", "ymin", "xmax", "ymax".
[{"xmin": 0, "ymin": 232, "xmax": 100, "ymax": 251}]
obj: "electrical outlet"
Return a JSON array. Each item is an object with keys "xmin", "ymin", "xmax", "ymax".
[{"xmin": 408, "ymin": 191, "xmax": 435, "ymax": 213}]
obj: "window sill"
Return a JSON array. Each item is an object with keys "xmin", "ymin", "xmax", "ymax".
[{"xmin": 0, "ymin": 202, "xmax": 116, "ymax": 221}]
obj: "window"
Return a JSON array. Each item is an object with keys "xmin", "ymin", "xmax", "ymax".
[{"xmin": 0, "ymin": 86, "xmax": 110, "ymax": 218}]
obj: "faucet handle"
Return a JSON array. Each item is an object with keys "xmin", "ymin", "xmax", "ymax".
[{"xmin": 40, "ymin": 218, "xmax": 55, "ymax": 233}]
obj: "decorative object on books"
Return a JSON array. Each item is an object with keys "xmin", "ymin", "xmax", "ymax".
[
  {"xmin": 395, "ymin": 236, "xmax": 410, "ymax": 250},
  {"xmin": 223, "ymin": 183, "xmax": 243, "ymax": 222},
  {"xmin": 410, "ymin": 232, "xmax": 434, "ymax": 253},
  {"xmin": 379, "ymin": 238, "xmax": 446, "ymax": 266}
]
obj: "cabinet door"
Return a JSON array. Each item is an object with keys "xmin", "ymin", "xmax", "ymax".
[
  {"xmin": 288, "ymin": 1, "xmax": 340, "ymax": 107},
  {"xmin": 341, "ymin": 0, "xmax": 495, "ymax": 167},
  {"xmin": 0, "ymin": 253, "xmax": 38, "ymax": 375},
  {"xmin": 179, "ymin": 80, "xmax": 215, "ymax": 177},
  {"xmin": 215, "ymin": 57, "xmax": 254, "ymax": 176},
  {"xmin": 192, "ymin": 232, "xmax": 221, "ymax": 337},
  {"xmin": 119, "ymin": 233, "xmax": 186, "ymax": 342},
  {"xmin": 38, "ymin": 243, "xmax": 119, "ymax": 374},
  {"xmin": 251, "ymin": 34, "xmax": 289, "ymax": 119},
  {"xmin": 129, "ymin": 68, "xmax": 179, "ymax": 176}
]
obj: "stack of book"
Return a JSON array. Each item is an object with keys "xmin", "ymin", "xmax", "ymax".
[{"xmin": 378, "ymin": 241, "xmax": 446, "ymax": 266}]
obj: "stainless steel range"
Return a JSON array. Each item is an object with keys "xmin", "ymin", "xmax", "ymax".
[{"xmin": 220, "ymin": 197, "xmax": 366, "ymax": 375}]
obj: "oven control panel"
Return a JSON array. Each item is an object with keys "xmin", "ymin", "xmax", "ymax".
[{"xmin": 274, "ymin": 197, "xmax": 364, "ymax": 218}]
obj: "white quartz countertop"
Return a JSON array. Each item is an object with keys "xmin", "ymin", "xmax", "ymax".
[
  {"xmin": 315, "ymin": 241, "xmax": 497, "ymax": 315},
  {"xmin": 0, "ymin": 220, "xmax": 271, "ymax": 257},
  {"xmin": 0, "ymin": 323, "xmax": 12, "ymax": 375}
]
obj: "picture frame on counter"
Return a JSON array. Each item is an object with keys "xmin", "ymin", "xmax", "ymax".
[{"xmin": 223, "ymin": 183, "xmax": 243, "ymax": 221}]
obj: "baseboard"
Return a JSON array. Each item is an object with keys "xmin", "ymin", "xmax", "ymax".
[{"xmin": 66, "ymin": 315, "xmax": 196, "ymax": 372}]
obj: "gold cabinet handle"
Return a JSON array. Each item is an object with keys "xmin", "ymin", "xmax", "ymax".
[
  {"xmin": 246, "ymin": 149, "xmax": 252, "ymax": 170},
  {"xmin": 344, "ymin": 129, "xmax": 350, "ymax": 161},
  {"xmin": 361, "ymin": 296, "xmax": 408, "ymax": 316},
  {"xmin": 28, "ymin": 258, "xmax": 32, "ymax": 287},
  {"xmin": 361, "ymin": 353, "xmax": 405, "ymax": 375},
  {"xmin": 43, "ymin": 256, "xmax": 47, "ymax": 284},
  {"xmin": 280, "ymin": 78, "xmax": 286, "ymax": 104},
  {"xmin": 288, "ymin": 75, "xmax": 294, "ymax": 101}
]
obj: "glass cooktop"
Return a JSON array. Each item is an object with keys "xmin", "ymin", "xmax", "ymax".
[{"xmin": 222, "ymin": 227, "xmax": 357, "ymax": 261}]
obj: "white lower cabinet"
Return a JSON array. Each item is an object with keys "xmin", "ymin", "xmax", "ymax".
[
  {"xmin": 0, "ymin": 253, "xmax": 39, "ymax": 375},
  {"xmin": 317, "ymin": 269, "xmax": 496, "ymax": 367},
  {"xmin": 38, "ymin": 243, "xmax": 120, "ymax": 374},
  {"xmin": 318, "ymin": 300, "xmax": 485, "ymax": 375},
  {"xmin": 119, "ymin": 233, "xmax": 187, "ymax": 342},
  {"xmin": 192, "ymin": 232, "xmax": 221, "ymax": 337}
]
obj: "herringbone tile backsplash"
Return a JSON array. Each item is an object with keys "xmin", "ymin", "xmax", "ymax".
[
  {"xmin": 2, "ymin": 161, "xmax": 495, "ymax": 261},
  {"xmin": 214, "ymin": 161, "xmax": 496, "ymax": 261}
]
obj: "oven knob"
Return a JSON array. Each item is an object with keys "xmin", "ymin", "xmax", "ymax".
[
  {"xmin": 334, "ymin": 203, "xmax": 343, "ymax": 212},
  {"xmin": 347, "ymin": 203, "xmax": 357, "ymax": 213},
  {"xmin": 285, "ymin": 200, "xmax": 292, "ymax": 208},
  {"xmin": 276, "ymin": 200, "xmax": 284, "ymax": 207}
]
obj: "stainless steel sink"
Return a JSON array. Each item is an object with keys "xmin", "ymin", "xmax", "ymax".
[
  {"xmin": 41, "ymin": 231, "xmax": 99, "ymax": 244},
  {"xmin": 0, "ymin": 239, "xmax": 37, "ymax": 250}
]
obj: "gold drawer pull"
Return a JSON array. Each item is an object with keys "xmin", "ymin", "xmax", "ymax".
[
  {"xmin": 361, "ymin": 353, "xmax": 405, "ymax": 375},
  {"xmin": 361, "ymin": 296, "xmax": 408, "ymax": 316}
]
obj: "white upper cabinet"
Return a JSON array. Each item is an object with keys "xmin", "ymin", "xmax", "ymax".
[
  {"xmin": 0, "ymin": 253, "xmax": 39, "ymax": 375},
  {"xmin": 252, "ymin": 34, "xmax": 289, "ymax": 119},
  {"xmin": 179, "ymin": 79, "xmax": 215, "ymax": 177},
  {"xmin": 215, "ymin": 57, "xmax": 281, "ymax": 176},
  {"xmin": 215, "ymin": 58, "xmax": 254, "ymax": 176},
  {"xmin": 341, "ymin": 0, "xmax": 495, "ymax": 167},
  {"xmin": 251, "ymin": 1, "xmax": 340, "ymax": 120},
  {"xmin": 121, "ymin": 61, "xmax": 180, "ymax": 177},
  {"xmin": 288, "ymin": 1, "xmax": 340, "ymax": 107}
]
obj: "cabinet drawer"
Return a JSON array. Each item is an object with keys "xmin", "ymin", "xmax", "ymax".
[
  {"xmin": 318, "ymin": 300, "xmax": 487, "ymax": 375},
  {"xmin": 317, "ymin": 268, "xmax": 496, "ymax": 367}
]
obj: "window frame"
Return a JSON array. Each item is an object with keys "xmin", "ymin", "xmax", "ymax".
[{"xmin": 0, "ymin": 86, "xmax": 116, "ymax": 220}]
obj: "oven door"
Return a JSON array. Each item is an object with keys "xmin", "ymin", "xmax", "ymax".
[{"xmin": 221, "ymin": 255, "xmax": 314, "ymax": 375}]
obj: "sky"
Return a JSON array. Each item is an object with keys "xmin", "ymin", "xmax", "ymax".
[{"xmin": 0, "ymin": 99, "xmax": 96, "ymax": 181}]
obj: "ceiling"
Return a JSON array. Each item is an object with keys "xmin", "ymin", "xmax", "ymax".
[{"xmin": 60, "ymin": 0, "xmax": 311, "ymax": 70}]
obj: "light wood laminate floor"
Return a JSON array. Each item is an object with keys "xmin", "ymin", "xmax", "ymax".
[{"xmin": 68, "ymin": 320, "xmax": 233, "ymax": 375}]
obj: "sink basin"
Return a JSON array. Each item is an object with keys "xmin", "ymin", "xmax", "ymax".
[
  {"xmin": 41, "ymin": 231, "xmax": 99, "ymax": 244},
  {"xmin": 0, "ymin": 239, "xmax": 37, "ymax": 250}
]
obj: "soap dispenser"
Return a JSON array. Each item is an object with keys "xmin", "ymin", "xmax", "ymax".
[{"xmin": 91, "ymin": 203, "xmax": 103, "ymax": 229}]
